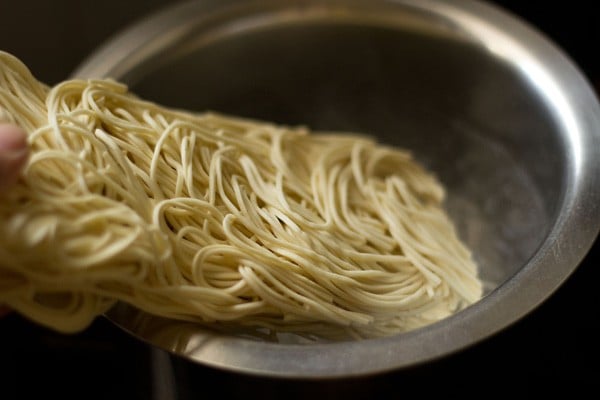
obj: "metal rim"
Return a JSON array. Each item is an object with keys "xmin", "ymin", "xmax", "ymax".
[{"xmin": 73, "ymin": 0, "xmax": 600, "ymax": 378}]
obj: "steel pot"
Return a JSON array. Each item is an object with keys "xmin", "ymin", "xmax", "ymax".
[{"xmin": 73, "ymin": 0, "xmax": 600, "ymax": 377}]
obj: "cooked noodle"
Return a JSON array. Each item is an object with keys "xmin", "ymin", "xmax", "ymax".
[{"xmin": 0, "ymin": 51, "xmax": 481, "ymax": 339}]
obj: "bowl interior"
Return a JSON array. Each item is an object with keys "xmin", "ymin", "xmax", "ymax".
[{"xmin": 119, "ymin": 10, "xmax": 563, "ymax": 292}]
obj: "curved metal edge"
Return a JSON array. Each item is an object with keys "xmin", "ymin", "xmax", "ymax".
[
  {"xmin": 75, "ymin": 0, "xmax": 600, "ymax": 378},
  {"xmin": 71, "ymin": 0, "xmax": 216, "ymax": 80}
]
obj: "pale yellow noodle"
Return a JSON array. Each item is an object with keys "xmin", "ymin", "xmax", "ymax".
[{"xmin": 0, "ymin": 51, "xmax": 482, "ymax": 339}]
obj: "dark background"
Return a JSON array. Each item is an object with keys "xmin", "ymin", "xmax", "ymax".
[{"xmin": 1, "ymin": 0, "xmax": 598, "ymax": 397}]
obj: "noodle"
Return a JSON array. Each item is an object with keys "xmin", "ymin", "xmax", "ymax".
[{"xmin": 0, "ymin": 51, "xmax": 482, "ymax": 339}]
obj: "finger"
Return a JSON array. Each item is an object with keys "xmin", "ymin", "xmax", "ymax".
[{"xmin": 0, "ymin": 123, "xmax": 29, "ymax": 192}]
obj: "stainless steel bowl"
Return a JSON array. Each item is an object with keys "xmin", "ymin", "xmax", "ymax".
[{"xmin": 73, "ymin": 0, "xmax": 600, "ymax": 377}]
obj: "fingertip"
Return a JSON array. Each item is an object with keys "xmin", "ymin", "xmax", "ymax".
[
  {"xmin": 0, "ymin": 123, "xmax": 28, "ymax": 151},
  {"xmin": 0, "ymin": 123, "xmax": 29, "ymax": 191}
]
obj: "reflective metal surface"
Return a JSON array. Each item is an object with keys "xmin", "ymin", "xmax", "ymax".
[{"xmin": 73, "ymin": 0, "xmax": 600, "ymax": 377}]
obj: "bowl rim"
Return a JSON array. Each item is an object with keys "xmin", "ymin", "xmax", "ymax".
[{"xmin": 72, "ymin": 0, "xmax": 600, "ymax": 378}]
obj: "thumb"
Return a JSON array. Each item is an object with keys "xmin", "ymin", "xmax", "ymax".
[{"xmin": 0, "ymin": 123, "xmax": 29, "ymax": 192}]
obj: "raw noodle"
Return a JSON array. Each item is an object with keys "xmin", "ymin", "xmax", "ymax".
[{"xmin": 0, "ymin": 51, "xmax": 482, "ymax": 339}]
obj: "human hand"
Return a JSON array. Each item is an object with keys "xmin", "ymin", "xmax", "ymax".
[
  {"xmin": 0, "ymin": 123, "xmax": 28, "ymax": 317},
  {"xmin": 0, "ymin": 123, "xmax": 28, "ymax": 192}
]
